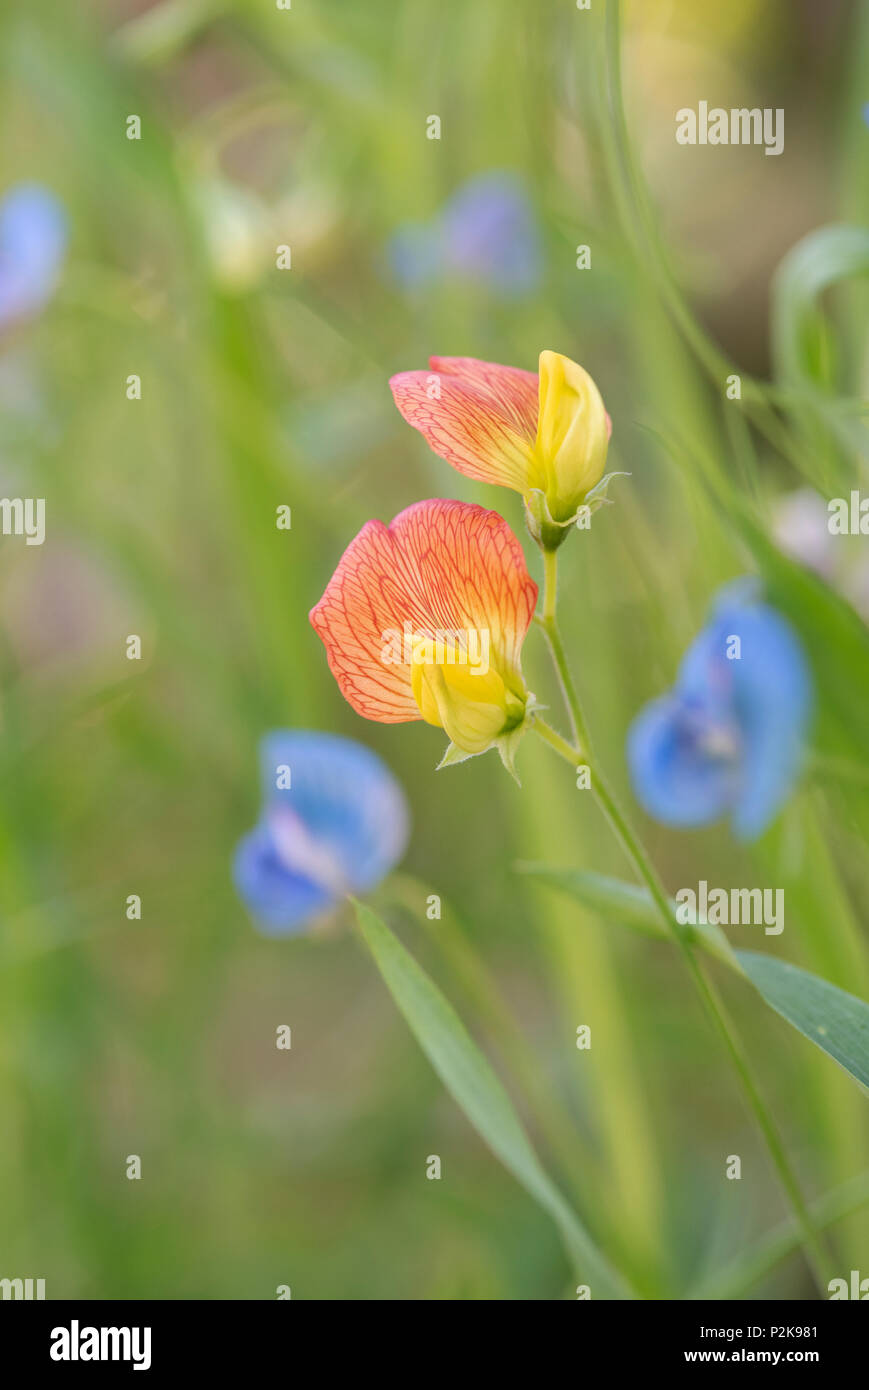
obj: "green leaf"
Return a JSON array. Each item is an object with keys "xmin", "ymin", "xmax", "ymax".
[
  {"xmin": 772, "ymin": 224, "xmax": 869, "ymax": 389},
  {"xmin": 738, "ymin": 952, "xmax": 869, "ymax": 1093},
  {"xmin": 517, "ymin": 863, "xmax": 738, "ymax": 968},
  {"xmin": 352, "ymin": 898, "xmax": 634, "ymax": 1299},
  {"xmin": 519, "ymin": 864, "xmax": 869, "ymax": 1096}
]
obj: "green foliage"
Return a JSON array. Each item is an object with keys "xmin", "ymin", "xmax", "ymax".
[
  {"xmin": 353, "ymin": 899, "xmax": 634, "ymax": 1298},
  {"xmin": 0, "ymin": 0, "xmax": 866, "ymax": 1300},
  {"xmin": 522, "ymin": 864, "xmax": 869, "ymax": 1097}
]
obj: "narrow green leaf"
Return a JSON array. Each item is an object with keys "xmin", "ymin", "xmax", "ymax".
[
  {"xmin": 518, "ymin": 863, "xmax": 737, "ymax": 968},
  {"xmin": 772, "ymin": 223, "xmax": 869, "ymax": 388},
  {"xmin": 738, "ymin": 952, "xmax": 869, "ymax": 1093},
  {"xmin": 519, "ymin": 864, "xmax": 869, "ymax": 1096},
  {"xmin": 352, "ymin": 898, "xmax": 633, "ymax": 1299}
]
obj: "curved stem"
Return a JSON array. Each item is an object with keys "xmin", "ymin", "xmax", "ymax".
[
  {"xmin": 598, "ymin": 0, "xmax": 806, "ymax": 472},
  {"xmin": 534, "ymin": 713, "xmax": 583, "ymax": 768},
  {"xmin": 526, "ymin": 0, "xmax": 837, "ymax": 1294},
  {"xmin": 533, "ymin": 706, "xmax": 834, "ymax": 1291},
  {"xmin": 591, "ymin": 760, "xmax": 834, "ymax": 1292},
  {"xmin": 537, "ymin": 548, "xmax": 591, "ymax": 752}
]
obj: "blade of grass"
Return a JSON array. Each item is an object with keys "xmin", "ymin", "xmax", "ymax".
[
  {"xmin": 352, "ymin": 897, "xmax": 636, "ymax": 1300},
  {"xmin": 693, "ymin": 1170, "xmax": 869, "ymax": 1301}
]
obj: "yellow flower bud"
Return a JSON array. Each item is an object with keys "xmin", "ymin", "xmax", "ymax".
[
  {"xmin": 410, "ymin": 637, "xmax": 526, "ymax": 755},
  {"xmin": 534, "ymin": 350, "xmax": 610, "ymax": 523}
]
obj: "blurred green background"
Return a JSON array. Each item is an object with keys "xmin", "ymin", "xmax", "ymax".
[{"xmin": 1, "ymin": 0, "xmax": 868, "ymax": 1299}]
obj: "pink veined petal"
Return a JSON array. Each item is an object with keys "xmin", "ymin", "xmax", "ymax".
[
  {"xmin": 309, "ymin": 499, "xmax": 538, "ymax": 724},
  {"xmin": 389, "ymin": 355, "xmax": 540, "ymax": 493},
  {"xmin": 308, "ymin": 520, "xmax": 423, "ymax": 723}
]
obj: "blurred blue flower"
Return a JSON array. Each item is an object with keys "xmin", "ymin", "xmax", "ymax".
[
  {"xmin": 0, "ymin": 184, "xmax": 68, "ymax": 326},
  {"xmin": 627, "ymin": 581, "xmax": 812, "ymax": 841},
  {"xmin": 389, "ymin": 172, "xmax": 541, "ymax": 295},
  {"xmin": 233, "ymin": 731, "xmax": 410, "ymax": 935},
  {"xmin": 389, "ymin": 221, "xmax": 441, "ymax": 290}
]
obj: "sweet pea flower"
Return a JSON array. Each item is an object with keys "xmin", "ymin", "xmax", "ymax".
[
  {"xmin": 389, "ymin": 351, "xmax": 618, "ymax": 549},
  {"xmin": 233, "ymin": 731, "xmax": 409, "ymax": 935},
  {"xmin": 0, "ymin": 184, "xmax": 68, "ymax": 327},
  {"xmin": 389, "ymin": 171, "xmax": 541, "ymax": 296},
  {"xmin": 627, "ymin": 582, "xmax": 812, "ymax": 841},
  {"xmin": 310, "ymin": 499, "xmax": 539, "ymax": 774}
]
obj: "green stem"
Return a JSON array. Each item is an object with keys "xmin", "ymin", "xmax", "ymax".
[
  {"xmin": 542, "ymin": 547, "xmax": 558, "ymax": 623},
  {"xmin": 596, "ymin": 0, "xmax": 813, "ymax": 479},
  {"xmin": 534, "ymin": 715, "xmax": 833, "ymax": 1292},
  {"xmin": 534, "ymin": 714, "xmax": 584, "ymax": 768},
  {"xmin": 536, "ymin": 548, "xmax": 591, "ymax": 752}
]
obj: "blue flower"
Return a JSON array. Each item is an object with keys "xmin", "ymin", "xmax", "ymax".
[
  {"xmin": 388, "ymin": 221, "xmax": 441, "ymax": 290},
  {"xmin": 0, "ymin": 184, "xmax": 68, "ymax": 326},
  {"xmin": 627, "ymin": 582, "xmax": 812, "ymax": 840},
  {"xmin": 388, "ymin": 172, "xmax": 541, "ymax": 296},
  {"xmin": 233, "ymin": 731, "xmax": 410, "ymax": 935}
]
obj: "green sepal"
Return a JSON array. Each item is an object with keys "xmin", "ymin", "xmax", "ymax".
[
  {"xmin": 436, "ymin": 741, "xmax": 477, "ymax": 770},
  {"xmin": 434, "ymin": 695, "xmax": 544, "ymax": 782},
  {"xmin": 523, "ymin": 473, "xmax": 631, "ymax": 551}
]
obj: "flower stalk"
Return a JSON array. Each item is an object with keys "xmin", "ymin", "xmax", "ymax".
[
  {"xmin": 534, "ymin": 547, "xmax": 590, "ymax": 752},
  {"xmin": 532, "ymin": 588, "xmax": 835, "ymax": 1294}
]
